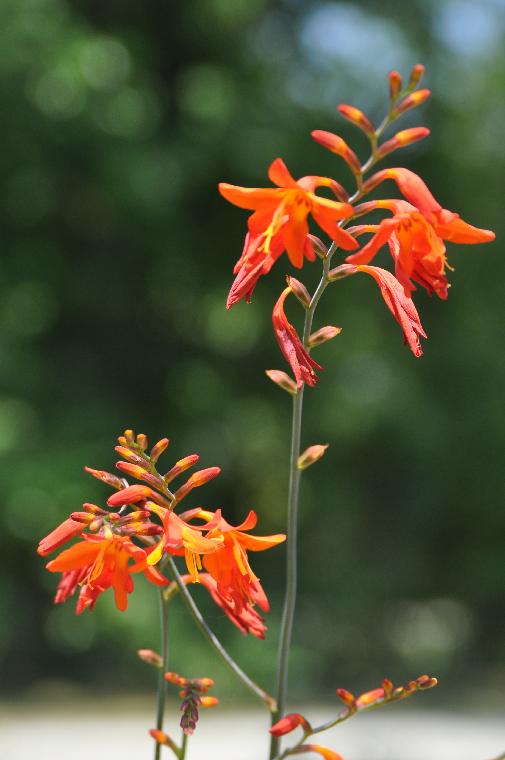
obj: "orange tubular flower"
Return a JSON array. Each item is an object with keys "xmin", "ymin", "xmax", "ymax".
[
  {"xmin": 273, "ymin": 287, "xmax": 323, "ymax": 389},
  {"xmin": 37, "ymin": 517, "xmax": 87, "ymax": 557},
  {"xmin": 219, "ymin": 158, "xmax": 358, "ymax": 307},
  {"xmin": 270, "ymin": 713, "xmax": 311, "ymax": 737},
  {"xmin": 46, "ymin": 534, "xmax": 168, "ymax": 613},
  {"xmin": 347, "ymin": 168, "xmax": 495, "ymax": 298}
]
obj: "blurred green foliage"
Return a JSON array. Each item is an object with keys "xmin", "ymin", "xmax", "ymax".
[{"xmin": 1, "ymin": 0, "xmax": 504, "ymax": 705}]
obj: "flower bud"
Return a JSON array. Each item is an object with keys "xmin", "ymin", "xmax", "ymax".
[
  {"xmin": 116, "ymin": 461, "xmax": 148, "ymax": 480},
  {"xmin": 150, "ymin": 438, "xmax": 170, "ymax": 463},
  {"xmin": 287, "ymin": 276, "xmax": 311, "ymax": 308},
  {"xmin": 173, "ymin": 468, "xmax": 220, "ymax": 503},
  {"xmin": 393, "ymin": 89, "xmax": 430, "ymax": 116},
  {"xmin": 328, "ymin": 263, "xmax": 358, "ymax": 281},
  {"xmin": 311, "ymin": 130, "xmax": 361, "ymax": 175},
  {"xmin": 164, "ymin": 671, "xmax": 188, "ymax": 686},
  {"xmin": 388, "ymin": 70, "xmax": 402, "ymax": 100},
  {"xmin": 193, "ymin": 677, "xmax": 214, "ymax": 692},
  {"xmin": 83, "ymin": 503, "xmax": 108, "ymax": 515},
  {"xmin": 138, "ymin": 649, "xmax": 163, "ymax": 668},
  {"xmin": 356, "ymin": 687, "xmax": 385, "ymax": 708},
  {"xmin": 307, "ymin": 326, "xmax": 342, "ymax": 348},
  {"xmin": 408, "ymin": 63, "xmax": 425, "ymax": 89},
  {"xmin": 122, "ymin": 429, "xmax": 135, "ymax": 445},
  {"xmin": 382, "ymin": 677, "xmax": 394, "ymax": 697},
  {"xmin": 270, "ymin": 713, "xmax": 311, "ymax": 737},
  {"xmin": 136, "ymin": 433, "xmax": 148, "ymax": 451},
  {"xmin": 297, "ymin": 444, "xmax": 329, "ymax": 470},
  {"xmin": 200, "ymin": 695, "xmax": 219, "ymax": 708},
  {"xmin": 164, "ymin": 454, "xmax": 200, "ymax": 484},
  {"xmin": 148, "ymin": 730, "xmax": 177, "ymax": 750},
  {"xmin": 114, "ymin": 446, "xmax": 147, "ymax": 467},
  {"xmin": 337, "ymin": 104, "xmax": 375, "ymax": 138},
  {"xmin": 265, "ymin": 369, "xmax": 298, "ymax": 395},
  {"xmin": 376, "ymin": 127, "xmax": 429, "ymax": 160},
  {"xmin": 107, "ymin": 484, "xmax": 170, "ymax": 508},
  {"xmin": 84, "ymin": 467, "xmax": 126, "ymax": 491},
  {"xmin": 308, "ymin": 234, "xmax": 328, "ymax": 259},
  {"xmin": 69, "ymin": 512, "xmax": 94, "ymax": 524},
  {"xmin": 336, "ymin": 688, "xmax": 355, "ymax": 707}
]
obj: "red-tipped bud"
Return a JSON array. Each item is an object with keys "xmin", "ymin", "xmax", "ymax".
[
  {"xmin": 311, "ymin": 130, "xmax": 362, "ymax": 175},
  {"xmin": 356, "ymin": 687, "xmax": 385, "ymax": 708},
  {"xmin": 408, "ymin": 64, "xmax": 425, "ymax": 89},
  {"xmin": 138, "ymin": 649, "xmax": 163, "ymax": 668},
  {"xmin": 164, "ymin": 671, "xmax": 188, "ymax": 686},
  {"xmin": 136, "ymin": 433, "xmax": 148, "ymax": 450},
  {"xmin": 297, "ymin": 444, "xmax": 329, "ymax": 470},
  {"xmin": 122, "ymin": 429, "xmax": 135, "ymax": 445},
  {"xmin": 150, "ymin": 438, "xmax": 170, "ymax": 463},
  {"xmin": 337, "ymin": 104, "xmax": 375, "ymax": 138},
  {"xmin": 388, "ymin": 70, "xmax": 402, "ymax": 100},
  {"xmin": 68, "ymin": 512, "xmax": 94, "ymax": 524},
  {"xmin": 336, "ymin": 688, "xmax": 356, "ymax": 707},
  {"xmin": 376, "ymin": 127, "xmax": 430, "ymax": 160},
  {"xmin": 287, "ymin": 276, "xmax": 311, "ymax": 308},
  {"xmin": 107, "ymin": 484, "xmax": 170, "ymax": 508},
  {"xmin": 328, "ymin": 263, "xmax": 358, "ymax": 282},
  {"xmin": 308, "ymin": 234, "xmax": 328, "ymax": 259},
  {"xmin": 382, "ymin": 678, "xmax": 394, "ymax": 698},
  {"xmin": 83, "ymin": 503, "xmax": 108, "ymax": 515},
  {"xmin": 173, "ymin": 467, "xmax": 220, "ymax": 503},
  {"xmin": 307, "ymin": 326, "xmax": 342, "ymax": 348},
  {"xmin": 393, "ymin": 89, "xmax": 430, "ymax": 116},
  {"xmin": 114, "ymin": 446, "xmax": 147, "ymax": 467},
  {"xmin": 164, "ymin": 454, "xmax": 200, "ymax": 484},
  {"xmin": 417, "ymin": 675, "xmax": 438, "ymax": 689},
  {"xmin": 200, "ymin": 696, "xmax": 219, "ymax": 708},
  {"xmin": 84, "ymin": 466, "xmax": 126, "ymax": 491},
  {"xmin": 116, "ymin": 461, "xmax": 148, "ymax": 480},
  {"xmin": 265, "ymin": 369, "xmax": 298, "ymax": 395},
  {"xmin": 270, "ymin": 713, "xmax": 311, "ymax": 737},
  {"xmin": 193, "ymin": 677, "xmax": 215, "ymax": 692},
  {"xmin": 148, "ymin": 730, "xmax": 177, "ymax": 750}
]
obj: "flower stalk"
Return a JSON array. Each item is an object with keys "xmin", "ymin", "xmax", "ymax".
[{"xmin": 154, "ymin": 589, "xmax": 170, "ymax": 760}]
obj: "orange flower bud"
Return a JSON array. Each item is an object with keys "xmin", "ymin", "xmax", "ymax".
[
  {"xmin": 287, "ymin": 276, "xmax": 311, "ymax": 308},
  {"xmin": 270, "ymin": 713, "xmax": 311, "ymax": 737},
  {"xmin": 311, "ymin": 130, "xmax": 361, "ymax": 175},
  {"xmin": 83, "ymin": 503, "xmax": 108, "ymax": 515},
  {"xmin": 265, "ymin": 369, "xmax": 298, "ymax": 395},
  {"xmin": 393, "ymin": 89, "xmax": 430, "ymax": 116},
  {"xmin": 84, "ymin": 466, "xmax": 126, "ymax": 491},
  {"xmin": 148, "ymin": 729, "xmax": 177, "ymax": 750},
  {"xmin": 388, "ymin": 70, "xmax": 402, "ymax": 100},
  {"xmin": 116, "ymin": 461, "xmax": 148, "ymax": 480},
  {"xmin": 376, "ymin": 127, "xmax": 429, "ymax": 160},
  {"xmin": 292, "ymin": 745, "xmax": 343, "ymax": 760},
  {"xmin": 123, "ymin": 429, "xmax": 135, "ymax": 445},
  {"xmin": 297, "ymin": 444, "xmax": 329, "ymax": 470},
  {"xmin": 150, "ymin": 438, "xmax": 170, "ymax": 463},
  {"xmin": 337, "ymin": 104, "xmax": 375, "ymax": 138},
  {"xmin": 200, "ymin": 695, "xmax": 219, "ymax": 708},
  {"xmin": 114, "ymin": 446, "xmax": 147, "ymax": 467},
  {"xmin": 69, "ymin": 512, "xmax": 94, "ymax": 524},
  {"xmin": 356, "ymin": 687, "xmax": 384, "ymax": 708},
  {"xmin": 136, "ymin": 433, "xmax": 148, "ymax": 450},
  {"xmin": 164, "ymin": 671, "xmax": 188, "ymax": 686},
  {"xmin": 307, "ymin": 326, "xmax": 342, "ymax": 348},
  {"xmin": 382, "ymin": 677, "xmax": 394, "ymax": 697},
  {"xmin": 164, "ymin": 454, "xmax": 200, "ymax": 484},
  {"xmin": 328, "ymin": 263, "xmax": 358, "ymax": 282},
  {"xmin": 107, "ymin": 484, "xmax": 170, "ymax": 508},
  {"xmin": 137, "ymin": 649, "xmax": 163, "ymax": 667},
  {"xmin": 336, "ymin": 688, "xmax": 356, "ymax": 707},
  {"xmin": 408, "ymin": 63, "xmax": 425, "ymax": 89},
  {"xmin": 193, "ymin": 677, "xmax": 215, "ymax": 692},
  {"xmin": 308, "ymin": 234, "xmax": 328, "ymax": 259},
  {"xmin": 173, "ymin": 467, "xmax": 220, "ymax": 503}
]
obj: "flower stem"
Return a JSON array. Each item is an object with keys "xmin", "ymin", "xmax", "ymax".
[
  {"xmin": 180, "ymin": 732, "xmax": 188, "ymax": 760},
  {"xmin": 166, "ymin": 555, "xmax": 276, "ymax": 711},
  {"xmin": 270, "ymin": 254, "xmax": 333, "ymax": 759},
  {"xmin": 154, "ymin": 588, "xmax": 170, "ymax": 760}
]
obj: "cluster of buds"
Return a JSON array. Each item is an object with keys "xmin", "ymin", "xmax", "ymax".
[
  {"xmin": 219, "ymin": 64, "xmax": 494, "ymax": 389},
  {"xmin": 164, "ymin": 672, "xmax": 219, "ymax": 735},
  {"xmin": 37, "ymin": 430, "xmax": 285, "ymax": 634}
]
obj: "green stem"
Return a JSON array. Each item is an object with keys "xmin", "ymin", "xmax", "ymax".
[
  {"xmin": 166, "ymin": 555, "xmax": 276, "ymax": 711},
  {"xmin": 269, "ymin": 254, "xmax": 333, "ymax": 759},
  {"xmin": 154, "ymin": 588, "xmax": 170, "ymax": 760},
  {"xmin": 180, "ymin": 733, "xmax": 188, "ymax": 760}
]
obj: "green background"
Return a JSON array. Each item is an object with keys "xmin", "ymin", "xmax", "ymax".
[{"xmin": 1, "ymin": 0, "xmax": 503, "ymax": 709}]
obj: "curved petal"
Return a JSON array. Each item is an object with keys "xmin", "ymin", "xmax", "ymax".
[
  {"xmin": 237, "ymin": 532, "xmax": 286, "ymax": 552},
  {"xmin": 282, "ymin": 202, "xmax": 310, "ymax": 268},
  {"xmin": 218, "ymin": 183, "xmax": 281, "ymax": 210},
  {"xmin": 434, "ymin": 210, "xmax": 496, "ymax": 244},
  {"xmin": 268, "ymin": 158, "xmax": 297, "ymax": 188},
  {"xmin": 310, "ymin": 199, "xmax": 358, "ymax": 251},
  {"xmin": 346, "ymin": 217, "xmax": 400, "ymax": 265},
  {"xmin": 46, "ymin": 540, "xmax": 101, "ymax": 572}
]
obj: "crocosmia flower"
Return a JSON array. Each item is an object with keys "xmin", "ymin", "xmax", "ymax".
[
  {"xmin": 273, "ymin": 286, "xmax": 323, "ymax": 388},
  {"xmin": 219, "ymin": 158, "xmax": 358, "ymax": 307},
  {"xmin": 347, "ymin": 168, "xmax": 495, "ymax": 298}
]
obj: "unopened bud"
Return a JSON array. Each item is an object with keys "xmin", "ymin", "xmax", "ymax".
[
  {"xmin": 297, "ymin": 444, "xmax": 329, "ymax": 470},
  {"xmin": 356, "ymin": 687, "xmax": 385, "ymax": 708},
  {"xmin": 150, "ymin": 438, "xmax": 170, "ymax": 464},
  {"xmin": 336, "ymin": 688, "xmax": 356, "ymax": 707},
  {"xmin": 69, "ymin": 512, "xmax": 94, "ymax": 524},
  {"xmin": 114, "ymin": 446, "xmax": 147, "ymax": 467},
  {"xmin": 382, "ymin": 678, "xmax": 394, "ymax": 698},
  {"xmin": 388, "ymin": 70, "xmax": 402, "ymax": 100},
  {"xmin": 270, "ymin": 713, "xmax": 311, "ymax": 737},
  {"xmin": 148, "ymin": 730, "xmax": 177, "ymax": 750},
  {"xmin": 164, "ymin": 454, "xmax": 200, "ymax": 484},
  {"xmin": 417, "ymin": 675, "xmax": 437, "ymax": 689},
  {"xmin": 138, "ymin": 649, "xmax": 163, "ymax": 668},
  {"xmin": 200, "ymin": 695, "xmax": 219, "ymax": 708},
  {"xmin": 265, "ymin": 369, "xmax": 298, "ymax": 395},
  {"xmin": 287, "ymin": 276, "xmax": 311, "ymax": 308},
  {"xmin": 307, "ymin": 326, "xmax": 342, "ymax": 348},
  {"xmin": 376, "ymin": 127, "xmax": 430, "ymax": 160},
  {"xmin": 107, "ymin": 484, "xmax": 170, "ymax": 508},
  {"xmin": 83, "ymin": 503, "xmax": 108, "ymax": 515},
  {"xmin": 123, "ymin": 429, "xmax": 135, "ymax": 445},
  {"xmin": 84, "ymin": 467, "xmax": 126, "ymax": 491},
  {"xmin": 173, "ymin": 467, "xmax": 220, "ymax": 503},
  {"xmin": 328, "ymin": 263, "xmax": 358, "ymax": 281},
  {"xmin": 408, "ymin": 64, "xmax": 425, "ymax": 89},
  {"xmin": 308, "ymin": 234, "xmax": 328, "ymax": 259},
  {"xmin": 136, "ymin": 433, "xmax": 148, "ymax": 451},
  {"xmin": 337, "ymin": 104, "xmax": 375, "ymax": 138},
  {"xmin": 164, "ymin": 671, "xmax": 188, "ymax": 686},
  {"xmin": 193, "ymin": 677, "xmax": 214, "ymax": 692},
  {"xmin": 393, "ymin": 89, "xmax": 430, "ymax": 116},
  {"xmin": 311, "ymin": 130, "xmax": 361, "ymax": 175},
  {"xmin": 116, "ymin": 461, "xmax": 148, "ymax": 480}
]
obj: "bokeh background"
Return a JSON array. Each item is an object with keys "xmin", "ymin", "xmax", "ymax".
[{"xmin": 1, "ymin": 0, "xmax": 504, "ymax": 725}]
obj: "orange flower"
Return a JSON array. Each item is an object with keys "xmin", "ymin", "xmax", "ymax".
[
  {"xmin": 184, "ymin": 572, "xmax": 267, "ymax": 639},
  {"xmin": 270, "ymin": 713, "xmax": 311, "ymax": 737},
  {"xmin": 291, "ymin": 744, "xmax": 344, "ymax": 760},
  {"xmin": 273, "ymin": 287, "xmax": 323, "ymax": 389},
  {"xmin": 37, "ymin": 517, "xmax": 87, "ymax": 557},
  {"xmin": 219, "ymin": 158, "xmax": 358, "ymax": 307},
  {"xmin": 188, "ymin": 509, "xmax": 285, "ymax": 613},
  {"xmin": 46, "ymin": 534, "xmax": 167, "ymax": 613},
  {"xmin": 347, "ymin": 168, "xmax": 495, "ymax": 298}
]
